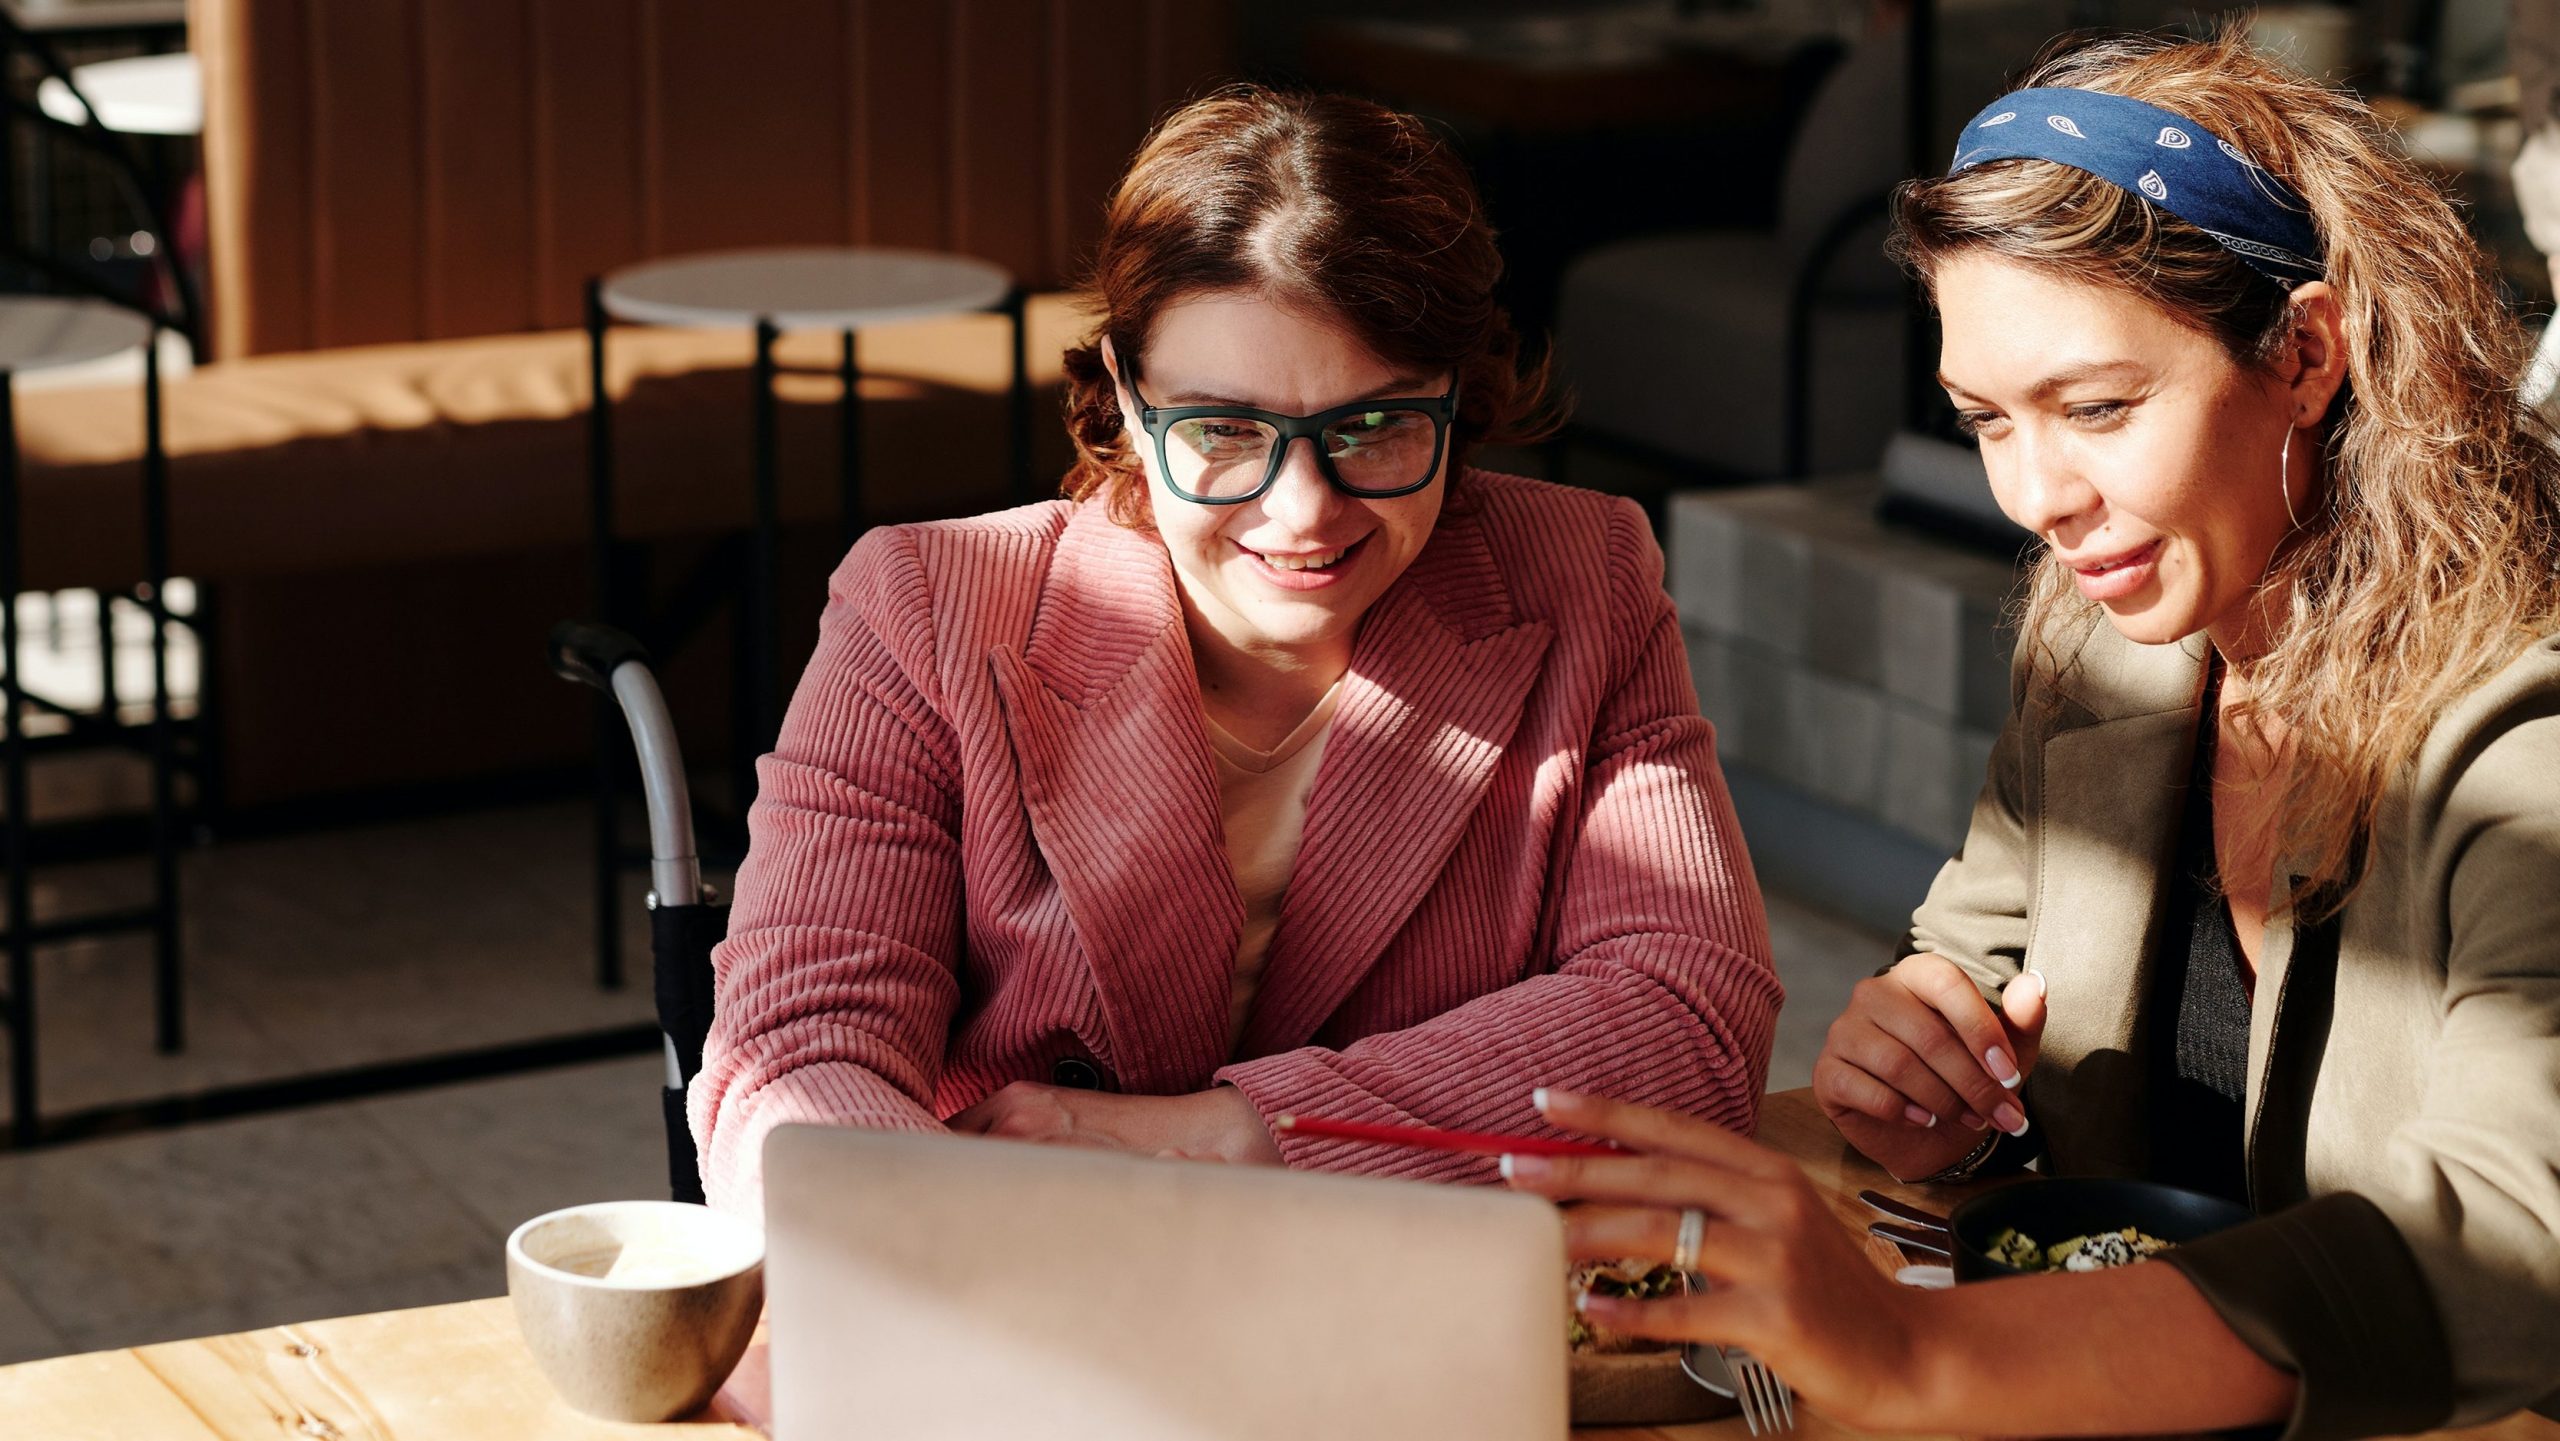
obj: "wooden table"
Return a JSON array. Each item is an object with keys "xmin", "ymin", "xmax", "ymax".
[{"xmin": 5, "ymin": 1090, "xmax": 2552, "ymax": 1440}]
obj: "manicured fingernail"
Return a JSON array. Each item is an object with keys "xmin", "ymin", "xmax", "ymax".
[
  {"xmin": 1995, "ymin": 1103, "xmax": 2029, "ymax": 1136},
  {"xmin": 1573, "ymin": 1288, "xmax": 1593, "ymax": 1314},
  {"xmin": 1498, "ymin": 1154, "xmax": 1514, "ymax": 1180},
  {"xmin": 1986, "ymin": 1047, "xmax": 2020, "ymax": 1088},
  {"xmin": 2024, "ymin": 968, "xmax": 2048, "ymax": 998},
  {"xmin": 1507, "ymin": 1154, "xmax": 1552, "ymax": 1181},
  {"xmin": 1903, "ymin": 1104, "xmax": 1937, "ymax": 1128},
  {"xmin": 1963, "ymin": 1111, "xmax": 1988, "ymax": 1130},
  {"xmin": 1531, "ymin": 1088, "xmax": 1552, "ymax": 1113}
]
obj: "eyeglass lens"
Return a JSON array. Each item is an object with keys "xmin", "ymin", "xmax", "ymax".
[{"xmin": 1163, "ymin": 406, "xmax": 1441, "ymax": 500}]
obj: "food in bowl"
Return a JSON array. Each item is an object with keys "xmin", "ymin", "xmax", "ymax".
[
  {"xmin": 1985, "ymin": 1224, "xmax": 2173, "ymax": 1272},
  {"xmin": 1565, "ymin": 1261, "xmax": 1728, "ymax": 1426},
  {"xmin": 1951, "ymin": 1177, "xmax": 2251, "ymax": 1282},
  {"xmin": 1567, "ymin": 1259, "xmax": 1688, "ymax": 1353}
]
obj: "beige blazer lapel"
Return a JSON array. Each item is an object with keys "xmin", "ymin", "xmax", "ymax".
[
  {"xmin": 986, "ymin": 506, "xmax": 1241, "ymax": 1092},
  {"xmin": 1234, "ymin": 516, "xmax": 1553, "ymax": 1057},
  {"xmin": 2028, "ymin": 630, "xmax": 2209, "ymax": 1176}
]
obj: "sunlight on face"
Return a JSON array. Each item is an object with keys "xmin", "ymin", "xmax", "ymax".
[
  {"xmin": 1113, "ymin": 290, "xmax": 1448, "ymax": 668},
  {"xmin": 1933, "ymin": 254, "xmax": 2302, "ymax": 649}
]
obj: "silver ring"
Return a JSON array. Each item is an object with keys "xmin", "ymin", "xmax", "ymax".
[{"xmin": 1672, "ymin": 1207, "xmax": 1706, "ymax": 1273}]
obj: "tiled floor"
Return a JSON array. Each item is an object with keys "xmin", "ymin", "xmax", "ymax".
[
  {"xmin": 0, "ymin": 1052, "xmax": 669, "ymax": 1364},
  {"xmin": 25, "ymin": 799, "xmax": 668, "ymax": 1116},
  {"xmin": 0, "ymin": 795, "xmax": 1893, "ymax": 1367},
  {"xmin": 1765, "ymin": 895, "xmax": 1891, "ymax": 1094}
]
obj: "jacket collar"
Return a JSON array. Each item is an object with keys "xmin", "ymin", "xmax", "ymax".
[
  {"xmin": 987, "ymin": 498, "xmax": 1550, "ymax": 1088},
  {"xmin": 2041, "ymin": 622, "xmax": 2212, "ymax": 731}
]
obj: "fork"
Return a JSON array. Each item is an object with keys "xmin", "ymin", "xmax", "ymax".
[
  {"xmin": 1702, "ymin": 1190, "xmax": 1945, "ymax": 1429},
  {"xmin": 1721, "ymin": 1347, "xmax": 1796, "ymax": 1435},
  {"xmin": 1678, "ymin": 1271, "xmax": 1797, "ymax": 1434}
]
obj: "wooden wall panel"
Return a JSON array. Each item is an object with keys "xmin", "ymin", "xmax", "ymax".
[
  {"xmin": 302, "ymin": 0, "xmax": 425, "ymax": 348},
  {"xmin": 950, "ymin": 0, "xmax": 1051, "ymax": 279},
  {"xmin": 419, "ymin": 0, "xmax": 537, "ymax": 340},
  {"xmin": 647, "ymin": 0, "xmax": 853, "ymax": 257},
  {"xmin": 202, "ymin": 0, "xmax": 314, "ymax": 356},
  {"xmin": 851, "ymin": 0, "xmax": 952, "ymax": 253},
  {"xmin": 1050, "ymin": 0, "xmax": 1154, "ymax": 284},
  {"xmin": 526, "ymin": 0, "xmax": 648, "ymax": 330},
  {"xmin": 202, "ymin": 0, "xmax": 1237, "ymax": 355},
  {"xmin": 1151, "ymin": 0, "xmax": 1238, "ymax": 115}
]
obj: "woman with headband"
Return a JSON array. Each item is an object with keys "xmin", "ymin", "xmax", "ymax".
[{"xmin": 1503, "ymin": 31, "xmax": 2560, "ymax": 1436}]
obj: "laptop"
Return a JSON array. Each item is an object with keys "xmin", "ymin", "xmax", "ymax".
[{"xmin": 761, "ymin": 1123, "xmax": 1569, "ymax": 1441}]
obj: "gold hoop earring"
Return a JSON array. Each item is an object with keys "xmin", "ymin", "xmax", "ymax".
[{"xmin": 2279, "ymin": 424, "xmax": 2300, "ymax": 529}]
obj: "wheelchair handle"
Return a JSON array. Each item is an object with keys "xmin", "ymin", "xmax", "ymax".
[
  {"xmin": 548, "ymin": 620, "xmax": 652, "ymax": 694},
  {"xmin": 548, "ymin": 620, "xmax": 704, "ymax": 909}
]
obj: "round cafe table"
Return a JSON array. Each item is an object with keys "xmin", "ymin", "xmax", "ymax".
[
  {"xmin": 582, "ymin": 247, "xmax": 1024, "ymax": 989},
  {"xmin": 31, "ymin": 49, "xmax": 207, "ymax": 359},
  {"xmin": 0, "ymin": 295, "xmax": 182, "ymax": 1147},
  {"xmin": 35, "ymin": 50, "xmax": 201, "ymax": 135}
]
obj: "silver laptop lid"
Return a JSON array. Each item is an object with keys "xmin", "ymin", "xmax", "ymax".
[{"xmin": 763, "ymin": 1124, "xmax": 1568, "ymax": 1441}]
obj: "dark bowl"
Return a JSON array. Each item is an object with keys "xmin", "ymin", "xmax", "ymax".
[{"xmin": 1947, "ymin": 1177, "xmax": 2252, "ymax": 1282}]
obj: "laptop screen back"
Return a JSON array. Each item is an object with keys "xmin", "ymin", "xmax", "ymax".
[{"xmin": 762, "ymin": 1124, "xmax": 1568, "ymax": 1441}]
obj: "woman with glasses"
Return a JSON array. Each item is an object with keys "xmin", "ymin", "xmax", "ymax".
[
  {"xmin": 688, "ymin": 85, "xmax": 1782, "ymax": 1213},
  {"xmin": 1501, "ymin": 31, "xmax": 2560, "ymax": 1436}
]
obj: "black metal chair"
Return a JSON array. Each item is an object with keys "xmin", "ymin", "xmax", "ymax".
[
  {"xmin": 0, "ymin": 16, "xmax": 205, "ymax": 1147},
  {"xmin": 547, "ymin": 621, "xmax": 725, "ymax": 1205}
]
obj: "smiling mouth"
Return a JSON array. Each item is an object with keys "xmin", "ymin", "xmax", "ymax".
[
  {"xmin": 2072, "ymin": 541, "xmax": 2160, "ymax": 576},
  {"xmin": 1252, "ymin": 542, "xmax": 1355, "ymax": 572}
]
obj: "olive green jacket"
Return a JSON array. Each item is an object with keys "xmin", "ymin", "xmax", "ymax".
[{"xmin": 1906, "ymin": 619, "xmax": 2560, "ymax": 1440}]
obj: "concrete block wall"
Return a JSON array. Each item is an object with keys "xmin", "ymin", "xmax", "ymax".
[{"xmin": 1670, "ymin": 479, "xmax": 2021, "ymax": 859}]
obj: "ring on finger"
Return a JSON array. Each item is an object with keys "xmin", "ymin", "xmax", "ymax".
[{"xmin": 1672, "ymin": 1207, "xmax": 1706, "ymax": 1273}]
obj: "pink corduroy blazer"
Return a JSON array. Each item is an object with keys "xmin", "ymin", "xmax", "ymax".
[{"xmin": 689, "ymin": 470, "xmax": 1782, "ymax": 1213}]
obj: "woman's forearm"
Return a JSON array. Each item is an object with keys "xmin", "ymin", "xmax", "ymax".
[{"xmin": 1893, "ymin": 1260, "xmax": 2296, "ymax": 1435}]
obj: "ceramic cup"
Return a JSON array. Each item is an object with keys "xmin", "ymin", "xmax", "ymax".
[{"xmin": 506, "ymin": 1199, "xmax": 765, "ymax": 1422}]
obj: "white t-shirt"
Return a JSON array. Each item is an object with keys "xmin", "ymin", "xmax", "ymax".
[{"xmin": 1203, "ymin": 681, "xmax": 1345, "ymax": 1053}]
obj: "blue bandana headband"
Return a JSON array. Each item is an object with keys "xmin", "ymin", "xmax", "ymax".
[{"xmin": 1951, "ymin": 87, "xmax": 2323, "ymax": 285}]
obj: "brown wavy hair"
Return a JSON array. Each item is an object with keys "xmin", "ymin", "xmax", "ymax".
[
  {"xmin": 1058, "ymin": 84, "xmax": 1558, "ymax": 527},
  {"xmin": 1888, "ymin": 29, "xmax": 2560, "ymax": 918}
]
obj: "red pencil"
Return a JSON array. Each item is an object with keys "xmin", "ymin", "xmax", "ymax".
[{"xmin": 1270, "ymin": 1113, "xmax": 1624, "ymax": 1159}]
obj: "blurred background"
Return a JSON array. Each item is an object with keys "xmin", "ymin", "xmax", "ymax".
[{"xmin": 0, "ymin": 0, "xmax": 2536, "ymax": 1364}]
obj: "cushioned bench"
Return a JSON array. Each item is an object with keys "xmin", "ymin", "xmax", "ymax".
[
  {"xmin": 18, "ymin": 297, "xmax": 1091, "ymax": 592},
  {"xmin": 19, "ymin": 300, "xmax": 1092, "ymax": 804}
]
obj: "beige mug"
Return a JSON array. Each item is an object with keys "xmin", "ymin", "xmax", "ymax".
[{"xmin": 506, "ymin": 1199, "xmax": 765, "ymax": 1422}]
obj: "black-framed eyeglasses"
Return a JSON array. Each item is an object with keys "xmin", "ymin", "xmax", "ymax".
[{"xmin": 1123, "ymin": 370, "xmax": 1459, "ymax": 505}]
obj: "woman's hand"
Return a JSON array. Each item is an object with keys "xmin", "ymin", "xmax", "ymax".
[
  {"xmin": 1503, "ymin": 1089, "xmax": 1929, "ymax": 1431},
  {"xmin": 1513, "ymin": 1089, "xmax": 2300, "ymax": 1435},
  {"xmin": 946, "ymin": 1082, "xmax": 1283, "ymax": 1164},
  {"xmin": 1813, "ymin": 955, "xmax": 2046, "ymax": 1182}
]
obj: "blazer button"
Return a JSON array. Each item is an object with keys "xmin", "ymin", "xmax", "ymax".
[{"xmin": 1051, "ymin": 1056, "xmax": 1104, "ymax": 1091}]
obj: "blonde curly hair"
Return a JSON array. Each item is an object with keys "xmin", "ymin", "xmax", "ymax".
[{"xmin": 1889, "ymin": 29, "xmax": 2560, "ymax": 917}]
